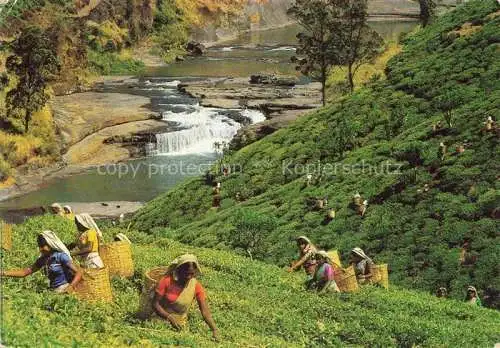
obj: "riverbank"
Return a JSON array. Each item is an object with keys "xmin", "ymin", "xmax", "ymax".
[
  {"xmin": 0, "ymin": 82, "xmax": 168, "ymax": 202},
  {"xmin": 0, "ymin": 201, "xmax": 144, "ymax": 224}
]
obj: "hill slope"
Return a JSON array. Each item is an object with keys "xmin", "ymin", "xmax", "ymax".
[
  {"xmin": 1, "ymin": 215, "xmax": 500, "ymax": 346},
  {"xmin": 132, "ymin": 0, "xmax": 500, "ymax": 307}
]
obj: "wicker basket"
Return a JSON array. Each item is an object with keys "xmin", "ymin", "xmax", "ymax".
[
  {"xmin": 371, "ymin": 264, "xmax": 389, "ymax": 289},
  {"xmin": 74, "ymin": 267, "xmax": 113, "ymax": 303},
  {"xmin": 1, "ymin": 221, "xmax": 12, "ymax": 251},
  {"xmin": 327, "ymin": 250, "xmax": 342, "ymax": 269},
  {"xmin": 334, "ymin": 265, "xmax": 359, "ymax": 293},
  {"xmin": 137, "ymin": 266, "xmax": 169, "ymax": 319},
  {"xmin": 99, "ymin": 241, "xmax": 134, "ymax": 277}
]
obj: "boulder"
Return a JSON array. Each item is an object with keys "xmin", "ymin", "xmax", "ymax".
[
  {"xmin": 249, "ymin": 74, "xmax": 297, "ymax": 86},
  {"xmin": 186, "ymin": 41, "xmax": 205, "ymax": 56}
]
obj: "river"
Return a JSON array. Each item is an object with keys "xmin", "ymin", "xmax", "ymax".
[{"xmin": 0, "ymin": 21, "xmax": 417, "ymax": 216}]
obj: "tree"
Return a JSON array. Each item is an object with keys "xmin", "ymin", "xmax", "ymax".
[
  {"xmin": 289, "ymin": 0, "xmax": 383, "ymax": 100},
  {"xmin": 5, "ymin": 26, "xmax": 60, "ymax": 134},
  {"xmin": 335, "ymin": 0, "xmax": 384, "ymax": 92},
  {"xmin": 288, "ymin": 0, "xmax": 341, "ymax": 106},
  {"xmin": 418, "ymin": 0, "xmax": 437, "ymax": 28},
  {"xmin": 229, "ymin": 210, "xmax": 278, "ymax": 260},
  {"xmin": 433, "ymin": 89, "xmax": 466, "ymax": 128}
]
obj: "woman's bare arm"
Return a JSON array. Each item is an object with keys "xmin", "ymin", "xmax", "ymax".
[
  {"xmin": 289, "ymin": 253, "xmax": 310, "ymax": 271},
  {"xmin": 197, "ymin": 297, "xmax": 218, "ymax": 340},
  {"xmin": 66, "ymin": 263, "xmax": 82, "ymax": 288},
  {"xmin": 153, "ymin": 293, "xmax": 182, "ymax": 330},
  {"xmin": 1, "ymin": 263, "xmax": 40, "ymax": 277},
  {"xmin": 70, "ymin": 240, "xmax": 93, "ymax": 256}
]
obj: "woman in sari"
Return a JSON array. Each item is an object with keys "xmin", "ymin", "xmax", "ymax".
[
  {"xmin": 70, "ymin": 213, "xmax": 104, "ymax": 269},
  {"xmin": 63, "ymin": 206, "xmax": 75, "ymax": 221},
  {"xmin": 436, "ymin": 287, "xmax": 448, "ymax": 298},
  {"xmin": 50, "ymin": 203, "xmax": 65, "ymax": 217},
  {"xmin": 288, "ymin": 236, "xmax": 318, "ymax": 282},
  {"xmin": 465, "ymin": 286, "xmax": 482, "ymax": 306},
  {"xmin": 1, "ymin": 231, "xmax": 82, "ymax": 293},
  {"xmin": 309, "ymin": 251, "xmax": 340, "ymax": 293},
  {"xmin": 153, "ymin": 254, "xmax": 218, "ymax": 340},
  {"xmin": 350, "ymin": 247, "xmax": 374, "ymax": 284}
]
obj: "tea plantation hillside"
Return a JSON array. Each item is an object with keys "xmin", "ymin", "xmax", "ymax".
[
  {"xmin": 1, "ymin": 215, "xmax": 500, "ymax": 347},
  {"xmin": 132, "ymin": 0, "xmax": 500, "ymax": 307}
]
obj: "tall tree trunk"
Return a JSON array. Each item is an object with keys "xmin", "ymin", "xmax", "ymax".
[
  {"xmin": 419, "ymin": 0, "xmax": 431, "ymax": 27},
  {"xmin": 321, "ymin": 78, "xmax": 326, "ymax": 107},
  {"xmin": 348, "ymin": 63, "xmax": 354, "ymax": 93},
  {"xmin": 24, "ymin": 111, "xmax": 31, "ymax": 133},
  {"xmin": 321, "ymin": 61, "xmax": 327, "ymax": 106}
]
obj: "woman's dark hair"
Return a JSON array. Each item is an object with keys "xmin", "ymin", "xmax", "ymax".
[
  {"xmin": 37, "ymin": 235, "xmax": 49, "ymax": 248},
  {"xmin": 75, "ymin": 218, "xmax": 86, "ymax": 231}
]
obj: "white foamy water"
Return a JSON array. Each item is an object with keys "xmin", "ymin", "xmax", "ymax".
[
  {"xmin": 139, "ymin": 78, "xmax": 266, "ymax": 156},
  {"xmin": 270, "ymin": 46, "xmax": 296, "ymax": 51},
  {"xmin": 143, "ymin": 80, "xmax": 181, "ymax": 88},
  {"xmin": 155, "ymin": 104, "xmax": 263, "ymax": 155},
  {"xmin": 241, "ymin": 109, "xmax": 267, "ymax": 123},
  {"xmin": 221, "ymin": 47, "xmax": 234, "ymax": 52}
]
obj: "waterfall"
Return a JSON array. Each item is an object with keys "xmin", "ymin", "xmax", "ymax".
[
  {"xmin": 138, "ymin": 79, "xmax": 266, "ymax": 156},
  {"xmin": 155, "ymin": 104, "xmax": 243, "ymax": 155}
]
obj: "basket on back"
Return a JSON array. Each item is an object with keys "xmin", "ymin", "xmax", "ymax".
[
  {"xmin": 137, "ymin": 266, "xmax": 169, "ymax": 319},
  {"xmin": 74, "ymin": 267, "xmax": 113, "ymax": 303},
  {"xmin": 1, "ymin": 221, "xmax": 12, "ymax": 251},
  {"xmin": 99, "ymin": 241, "xmax": 134, "ymax": 277},
  {"xmin": 334, "ymin": 265, "xmax": 359, "ymax": 293},
  {"xmin": 370, "ymin": 264, "xmax": 389, "ymax": 289},
  {"xmin": 327, "ymin": 250, "xmax": 342, "ymax": 270}
]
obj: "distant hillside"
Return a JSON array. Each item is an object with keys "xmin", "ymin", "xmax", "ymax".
[
  {"xmin": 132, "ymin": 0, "xmax": 500, "ymax": 308},
  {"xmin": 2, "ymin": 215, "xmax": 500, "ymax": 346}
]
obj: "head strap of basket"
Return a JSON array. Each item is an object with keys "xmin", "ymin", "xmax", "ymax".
[
  {"xmin": 115, "ymin": 233, "xmax": 131, "ymax": 244},
  {"xmin": 315, "ymin": 250, "xmax": 331, "ymax": 262},
  {"xmin": 166, "ymin": 254, "xmax": 202, "ymax": 281}
]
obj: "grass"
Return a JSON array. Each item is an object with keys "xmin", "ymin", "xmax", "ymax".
[
  {"xmin": 326, "ymin": 41, "xmax": 403, "ymax": 100},
  {"xmin": 1, "ymin": 215, "xmax": 500, "ymax": 347}
]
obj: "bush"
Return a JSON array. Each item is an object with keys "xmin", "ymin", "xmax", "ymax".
[
  {"xmin": 0, "ymin": 154, "xmax": 12, "ymax": 181},
  {"xmin": 87, "ymin": 50, "xmax": 145, "ymax": 75}
]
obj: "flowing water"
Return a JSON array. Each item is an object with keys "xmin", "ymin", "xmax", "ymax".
[{"xmin": 0, "ymin": 20, "xmax": 417, "ymax": 215}]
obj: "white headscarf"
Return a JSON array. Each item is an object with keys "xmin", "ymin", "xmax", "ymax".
[
  {"xmin": 166, "ymin": 254, "xmax": 202, "ymax": 280},
  {"xmin": 296, "ymin": 236, "xmax": 312, "ymax": 245},
  {"xmin": 40, "ymin": 230, "xmax": 72, "ymax": 259},
  {"xmin": 467, "ymin": 286, "xmax": 478, "ymax": 296},
  {"xmin": 51, "ymin": 203, "xmax": 63, "ymax": 212},
  {"xmin": 352, "ymin": 247, "xmax": 373, "ymax": 263},
  {"xmin": 75, "ymin": 213, "xmax": 103, "ymax": 240},
  {"xmin": 63, "ymin": 205, "xmax": 73, "ymax": 214}
]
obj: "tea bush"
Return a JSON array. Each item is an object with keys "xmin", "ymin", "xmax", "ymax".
[
  {"xmin": 132, "ymin": 0, "xmax": 500, "ymax": 308},
  {"xmin": 1, "ymin": 215, "xmax": 500, "ymax": 346}
]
